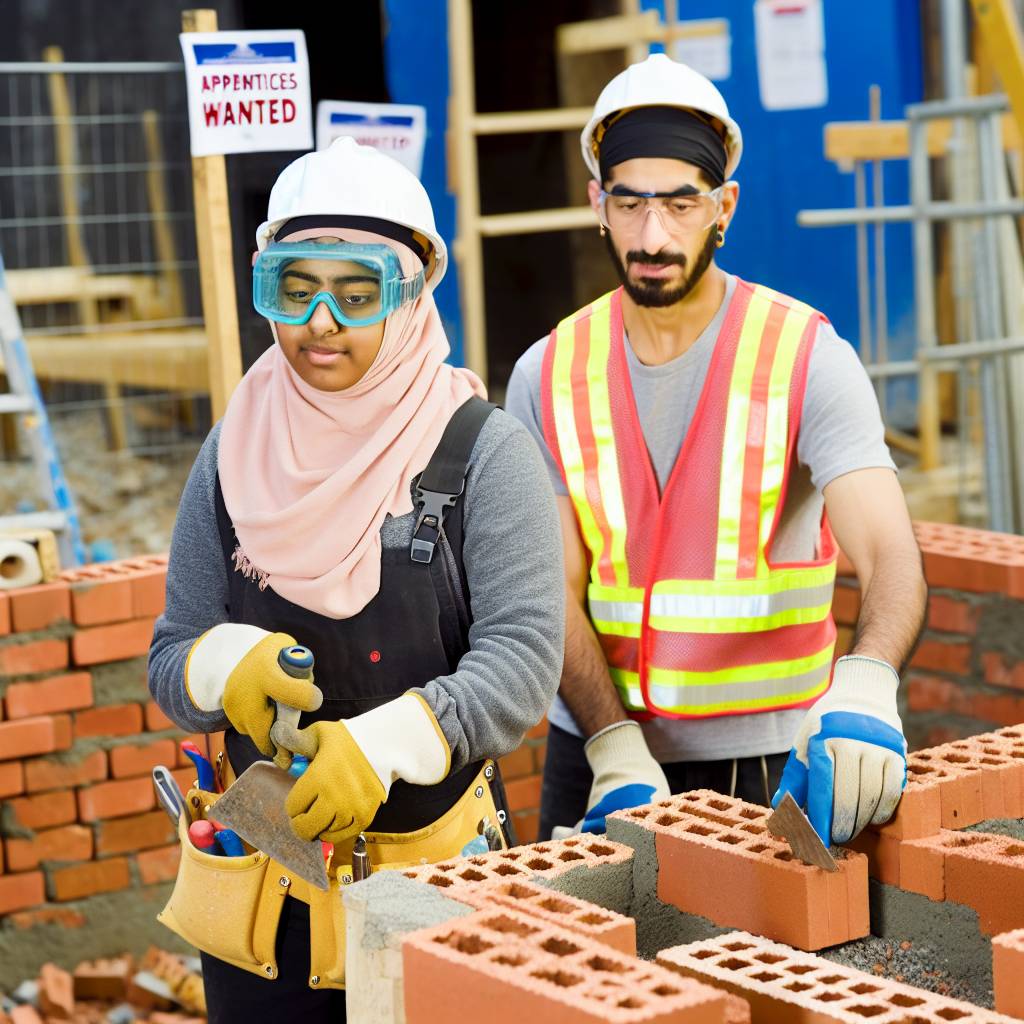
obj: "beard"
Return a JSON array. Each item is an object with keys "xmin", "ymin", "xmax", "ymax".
[{"xmin": 605, "ymin": 225, "xmax": 718, "ymax": 308}]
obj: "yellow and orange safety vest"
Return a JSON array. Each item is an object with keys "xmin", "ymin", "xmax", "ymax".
[{"xmin": 541, "ymin": 281, "xmax": 838, "ymax": 719}]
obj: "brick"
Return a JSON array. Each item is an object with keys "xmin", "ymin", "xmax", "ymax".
[
  {"xmin": 97, "ymin": 810, "xmax": 176, "ymax": 855},
  {"xmin": 130, "ymin": 567, "xmax": 167, "ymax": 619},
  {"xmin": 403, "ymin": 906, "xmax": 728, "ymax": 1024},
  {"xmin": 9, "ymin": 581, "xmax": 71, "ymax": 633},
  {"xmin": 5, "ymin": 824, "xmax": 94, "ymax": 871},
  {"xmin": 137, "ymin": 843, "xmax": 181, "ymax": 885},
  {"xmin": 618, "ymin": 791, "xmax": 869, "ymax": 952},
  {"xmin": 38, "ymin": 962, "xmax": 74, "ymax": 1019},
  {"xmin": 62, "ymin": 564, "xmax": 136, "ymax": 625},
  {"xmin": 498, "ymin": 745, "xmax": 535, "ymax": 781},
  {"xmin": 658, "ymin": 930, "xmax": 1015, "ymax": 1024},
  {"xmin": 10, "ymin": 1006, "xmax": 44, "ymax": 1024},
  {"xmin": 928, "ymin": 594, "xmax": 980, "ymax": 634},
  {"xmin": 993, "ymin": 929, "xmax": 1024, "ymax": 1019},
  {"xmin": 145, "ymin": 699, "xmax": 175, "ymax": 731},
  {"xmin": 526, "ymin": 716, "xmax": 548, "ymax": 740},
  {"xmin": 0, "ymin": 637, "xmax": 68, "ymax": 677},
  {"xmin": 24, "ymin": 749, "xmax": 107, "ymax": 792},
  {"xmin": 110, "ymin": 738, "xmax": 177, "ymax": 779},
  {"xmin": 4, "ymin": 672, "xmax": 93, "ymax": 719},
  {"xmin": 0, "ymin": 715, "xmax": 71, "ymax": 760},
  {"xmin": 0, "ymin": 591, "xmax": 10, "ymax": 635},
  {"xmin": 512, "ymin": 809, "xmax": 540, "ymax": 845},
  {"xmin": 983, "ymin": 652, "xmax": 1024, "ymax": 690},
  {"xmin": 6, "ymin": 789, "xmax": 77, "ymax": 830},
  {"xmin": 451, "ymin": 877, "xmax": 636, "ymax": 956},
  {"xmin": 7, "ymin": 907, "xmax": 86, "ymax": 930},
  {"xmin": 51, "ymin": 856, "xmax": 131, "ymax": 901},
  {"xmin": 504, "ymin": 773, "xmax": 542, "ymax": 813},
  {"xmin": 0, "ymin": 871, "xmax": 45, "ymax": 915},
  {"xmin": 871, "ymin": 778, "xmax": 941, "ymax": 840},
  {"xmin": 73, "ymin": 954, "xmax": 133, "ymax": 1000},
  {"xmin": 831, "ymin": 583, "xmax": 860, "ymax": 625},
  {"xmin": 0, "ymin": 760, "xmax": 24, "ymax": 798},
  {"xmin": 71, "ymin": 617, "xmax": 156, "ymax": 666},
  {"xmin": 943, "ymin": 832, "xmax": 1024, "ymax": 935},
  {"xmin": 910, "ymin": 638, "xmax": 971, "ymax": 675},
  {"xmin": 847, "ymin": 829, "xmax": 901, "ymax": 887},
  {"xmin": 77, "ymin": 776, "xmax": 155, "ymax": 821},
  {"xmin": 73, "ymin": 701, "xmax": 143, "ymax": 739}
]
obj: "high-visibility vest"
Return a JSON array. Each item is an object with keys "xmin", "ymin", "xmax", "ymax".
[{"xmin": 541, "ymin": 281, "xmax": 838, "ymax": 719}]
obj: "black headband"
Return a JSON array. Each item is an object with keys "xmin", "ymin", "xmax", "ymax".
[
  {"xmin": 273, "ymin": 215, "xmax": 430, "ymax": 265},
  {"xmin": 598, "ymin": 106, "xmax": 727, "ymax": 187}
]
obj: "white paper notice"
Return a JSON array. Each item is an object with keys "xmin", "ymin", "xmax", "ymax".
[
  {"xmin": 179, "ymin": 30, "xmax": 313, "ymax": 156},
  {"xmin": 671, "ymin": 19, "xmax": 731, "ymax": 82},
  {"xmin": 315, "ymin": 101, "xmax": 427, "ymax": 178},
  {"xmin": 753, "ymin": 0, "xmax": 828, "ymax": 111}
]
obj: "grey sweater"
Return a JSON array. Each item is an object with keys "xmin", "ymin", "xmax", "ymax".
[{"xmin": 147, "ymin": 410, "xmax": 565, "ymax": 773}]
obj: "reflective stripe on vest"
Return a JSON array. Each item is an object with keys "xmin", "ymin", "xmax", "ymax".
[{"xmin": 543, "ymin": 282, "xmax": 838, "ymax": 719}]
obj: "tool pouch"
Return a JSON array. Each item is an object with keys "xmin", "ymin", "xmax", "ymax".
[{"xmin": 157, "ymin": 758, "xmax": 507, "ymax": 989}]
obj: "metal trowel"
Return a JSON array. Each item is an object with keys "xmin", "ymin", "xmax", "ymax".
[
  {"xmin": 766, "ymin": 792, "xmax": 839, "ymax": 872},
  {"xmin": 209, "ymin": 646, "xmax": 330, "ymax": 891}
]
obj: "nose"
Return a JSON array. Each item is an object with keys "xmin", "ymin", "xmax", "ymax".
[
  {"xmin": 638, "ymin": 204, "xmax": 672, "ymax": 254},
  {"xmin": 308, "ymin": 296, "xmax": 341, "ymax": 334}
]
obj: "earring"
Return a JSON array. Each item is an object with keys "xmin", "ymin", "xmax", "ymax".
[
  {"xmin": 599, "ymin": 224, "xmax": 607, "ymax": 237},
  {"xmin": 716, "ymin": 228, "xmax": 725, "ymax": 248}
]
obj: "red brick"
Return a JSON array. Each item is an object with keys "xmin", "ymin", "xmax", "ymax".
[
  {"xmin": 0, "ymin": 871, "xmax": 45, "ymax": 914},
  {"xmin": 847, "ymin": 829, "xmax": 901, "ymax": 887},
  {"xmin": 907, "ymin": 674, "xmax": 960, "ymax": 715},
  {"xmin": 130, "ymin": 567, "xmax": 167, "ymax": 619},
  {"xmin": 898, "ymin": 834, "xmax": 948, "ymax": 901},
  {"xmin": 983, "ymin": 652, "xmax": 1024, "ymax": 690},
  {"xmin": 0, "ymin": 637, "xmax": 69, "ymax": 677},
  {"xmin": 171, "ymin": 765, "xmax": 197, "ymax": 795},
  {"xmin": 872, "ymin": 778, "xmax": 942, "ymax": 840},
  {"xmin": 109, "ymin": 738, "xmax": 177, "ymax": 779},
  {"xmin": 498, "ymin": 745, "xmax": 535, "ymax": 781},
  {"xmin": 993, "ymin": 929, "xmax": 1024, "ymax": 1019},
  {"xmin": 4, "ymin": 672, "xmax": 93, "ymax": 719},
  {"xmin": 73, "ymin": 701, "xmax": 143, "ymax": 740},
  {"xmin": 137, "ymin": 844, "xmax": 181, "ymax": 885},
  {"xmin": 0, "ymin": 591, "xmax": 10, "ymax": 635},
  {"xmin": 24, "ymin": 749, "xmax": 107, "ymax": 792},
  {"xmin": 512, "ymin": 810, "xmax": 540, "ymax": 845},
  {"xmin": 6, "ymin": 789, "xmax": 77, "ymax": 830},
  {"xmin": 910, "ymin": 638, "xmax": 971, "ymax": 675},
  {"xmin": 0, "ymin": 715, "xmax": 72, "ymax": 760},
  {"xmin": 944, "ymin": 833, "xmax": 1024, "ymax": 934},
  {"xmin": 525, "ymin": 716, "xmax": 548, "ymax": 740},
  {"xmin": 145, "ymin": 699, "xmax": 175, "ymax": 732},
  {"xmin": 831, "ymin": 583, "xmax": 860, "ymax": 626},
  {"xmin": 8, "ymin": 581, "xmax": 71, "ymax": 633},
  {"xmin": 928, "ymin": 594, "xmax": 980, "ymax": 634},
  {"xmin": 8, "ymin": 907, "xmax": 86, "ymax": 930},
  {"xmin": 38, "ymin": 962, "xmax": 74, "ymax": 1019},
  {"xmin": 51, "ymin": 857, "xmax": 131, "ymax": 901},
  {"xmin": 63, "ymin": 568, "xmax": 135, "ymax": 626},
  {"xmin": 96, "ymin": 810, "xmax": 176, "ymax": 855},
  {"xmin": 504, "ymin": 774, "xmax": 542, "ymax": 813},
  {"xmin": 77, "ymin": 776, "xmax": 155, "ymax": 821},
  {"xmin": 71, "ymin": 617, "xmax": 156, "ymax": 666},
  {"xmin": 5, "ymin": 824, "xmax": 94, "ymax": 872},
  {"xmin": 0, "ymin": 760, "xmax": 25, "ymax": 797}
]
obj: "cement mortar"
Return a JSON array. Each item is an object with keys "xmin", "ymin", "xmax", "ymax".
[
  {"xmin": 536, "ymin": 858, "xmax": 634, "ymax": 918},
  {"xmin": 342, "ymin": 871, "xmax": 474, "ymax": 952},
  {"xmin": 89, "ymin": 657, "xmax": 150, "ymax": 706},
  {"xmin": 976, "ymin": 594, "xmax": 1024, "ymax": 661},
  {"xmin": 965, "ymin": 818, "xmax": 1024, "ymax": 841},
  {"xmin": 0, "ymin": 884, "xmax": 190, "ymax": 993}
]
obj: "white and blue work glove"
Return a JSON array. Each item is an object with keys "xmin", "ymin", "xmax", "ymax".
[
  {"xmin": 555, "ymin": 721, "xmax": 670, "ymax": 837},
  {"xmin": 772, "ymin": 655, "xmax": 907, "ymax": 846}
]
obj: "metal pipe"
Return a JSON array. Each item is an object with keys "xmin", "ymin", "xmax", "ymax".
[
  {"xmin": 907, "ymin": 95, "xmax": 1009, "ymax": 119},
  {"xmin": 940, "ymin": 0, "xmax": 968, "ymax": 102},
  {"xmin": 869, "ymin": 84, "xmax": 889, "ymax": 417},
  {"xmin": 0, "ymin": 61, "xmax": 184, "ymax": 73},
  {"xmin": 798, "ymin": 197, "xmax": 1024, "ymax": 226},
  {"xmin": 854, "ymin": 160, "xmax": 874, "ymax": 367}
]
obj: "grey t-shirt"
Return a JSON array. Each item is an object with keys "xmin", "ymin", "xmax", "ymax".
[{"xmin": 505, "ymin": 274, "xmax": 895, "ymax": 763}]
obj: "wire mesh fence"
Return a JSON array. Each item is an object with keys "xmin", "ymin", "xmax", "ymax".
[{"xmin": 0, "ymin": 54, "xmax": 210, "ymax": 560}]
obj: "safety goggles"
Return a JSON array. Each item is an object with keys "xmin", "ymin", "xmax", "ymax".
[
  {"xmin": 252, "ymin": 241, "xmax": 424, "ymax": 327},
  {"xmin": 598, "ymin": 185, "xmax": 723, "ymax": 236}
]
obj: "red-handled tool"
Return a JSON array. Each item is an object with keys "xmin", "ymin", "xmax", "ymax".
[{"xmin": 188, "ymin": 819, "xmax": 221, "ymax": 855}]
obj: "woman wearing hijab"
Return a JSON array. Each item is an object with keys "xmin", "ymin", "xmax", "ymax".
[{"xmin": 148, "ymin": 138, "xmax": 564, "ymax": 1022}]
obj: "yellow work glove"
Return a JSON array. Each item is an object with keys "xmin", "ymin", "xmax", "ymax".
[
  {"xmin": 270, "ymin": 693, "xmax": 451, "ymax": 845},
  {"xmin": 185, "ymin": 624, "xmax": 323, "ymax": 756}
]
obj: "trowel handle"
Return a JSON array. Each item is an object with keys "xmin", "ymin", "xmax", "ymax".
[{"xmin": 271, "ymin": 644, "xmax": 315, "ymax": 771}]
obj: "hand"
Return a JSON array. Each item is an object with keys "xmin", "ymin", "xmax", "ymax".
[
  {"xmin": 186, "ymin": 625, "xmax": 323, "ymax": 756},
  {"xmin": 271, "ymin": 693, "xmax": 450, "ymax": 844},
  {"xmin": 772, "ymin": 655, "xmax": 907, "ymax": 845},
  {"xmin": 558, "ymin": 721, "xmax": 670, "ymax": 837}
]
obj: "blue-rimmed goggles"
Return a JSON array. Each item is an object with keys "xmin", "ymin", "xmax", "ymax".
[{"xmin": 252, "ymin": 240, "xmax": 424, "ymax": 327}]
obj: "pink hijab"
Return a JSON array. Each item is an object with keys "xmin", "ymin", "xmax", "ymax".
[{"xmin": 217, "ymin": 229, "xmax": 485, "ymax": 619}]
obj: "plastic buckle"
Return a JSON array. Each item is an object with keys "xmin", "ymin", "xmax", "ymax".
[{"xmin": 410, "ymin": 486, "xmax": 459, "ymax": 564}]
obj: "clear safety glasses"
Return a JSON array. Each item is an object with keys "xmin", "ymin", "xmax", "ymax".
[
  {"xmin": 252, "ymin": 240, "xmax": 424, "ymax": 327},
  {"xmin": 598, "ymin": 186, "xmax": 724, "ymax": 236}
]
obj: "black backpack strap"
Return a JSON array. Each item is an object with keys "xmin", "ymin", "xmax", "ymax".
[{"xmin": 411, "ymin": 396, "xmax": 496, "ymax": 564}]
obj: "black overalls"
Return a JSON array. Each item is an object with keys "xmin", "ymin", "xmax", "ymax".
[{"xmin": 201, "ymin": 398, "xmax": 508, "ymax": 1023}]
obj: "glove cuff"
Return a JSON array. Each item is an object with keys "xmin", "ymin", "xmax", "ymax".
[
  {"xmin": 346, "ymin": 693, "xmax": 451, "ymax": 796},
  {"xmin": 185, "ymin": 623, "xmax": 275, "ymax": 711},
  {"xmin": 584, "ymin": 720, "xmax": 649, "ymax": 775},
  {"xmin": 832, "ymin": 655, "xmax": 900, "ymax": 696}
]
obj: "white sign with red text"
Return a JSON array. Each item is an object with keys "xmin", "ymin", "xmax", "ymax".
[
  {"xmin": 315, "ymin": 101, "xmax": 426, "ymax": 178},
  {"xmin": 179, "ymin": 30, "xmax": 313, "ymax": 156}
]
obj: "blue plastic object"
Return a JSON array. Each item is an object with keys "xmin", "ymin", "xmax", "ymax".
[
  {"xmin": 288, "ymin": 754, "xmax": 310, "ymax": 779},
  {"xmin": 179, "ymin": 741, "xmax": 215, "ymax": 793},
  {"xmin": 581, "ymin": 782, "xmax": 659, "ymax": 835},
  {"xmin": 89, "ymin": 539, "xmax": 118, "ymax": 563},
  {"xmin": 214, "ymin": 829, "xmax": 246, "ymax": 857}
]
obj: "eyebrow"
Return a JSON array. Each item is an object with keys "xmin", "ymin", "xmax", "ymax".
[
  {"xmin": 609, "ymin": 184, "xmax": 702, "ymax": 198},
  {"xmin": 281, "ymin": 270, "xmax": 380, "ymax": 285}
]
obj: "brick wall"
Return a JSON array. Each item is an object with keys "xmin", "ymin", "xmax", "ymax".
[{"xmin": 0, "ymin": 522, "xmax": 1022, "ymax": 958}]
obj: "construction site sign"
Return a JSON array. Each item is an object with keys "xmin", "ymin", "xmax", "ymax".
[
  {"xmin": 315, "ymin": 100, "xmax": 427, "ymax": 178},
  {"xmin": 179, "ymin": 30, "xmax": 313, "ymax": 156}
]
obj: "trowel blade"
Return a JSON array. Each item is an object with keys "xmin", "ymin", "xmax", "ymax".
[
  {"xmin": 210, "ymin": 762, "xmax": 329, "ymax": 890},
  {"xmin": 766, "ymin": 792, "xmax": 839, "ymax": 872}
]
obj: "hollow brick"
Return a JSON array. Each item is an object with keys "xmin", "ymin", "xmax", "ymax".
[{"xmin": 993, "ymin": 929, "xmax": 1024, "ymax": 1019}]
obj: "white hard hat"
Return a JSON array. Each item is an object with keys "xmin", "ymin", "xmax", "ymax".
[
  {"xmin": 581, "ymin": 53, "xmax": 742, "ymax": 182},
  {"xmin": 256, "ymin": 136, "xmax": 448, "ymax": 288}
]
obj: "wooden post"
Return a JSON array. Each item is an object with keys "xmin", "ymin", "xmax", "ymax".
[
  {"xmin": 182, "ymin": 8, "xmax": 242, "ymax": 419},
  {"xmin": 969, "ymin": 0, "xmax": 1024, "ymax": 145},
  {"xmin": 142, "ymin": 110, "xmax": 186, "ymax": 321}
]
